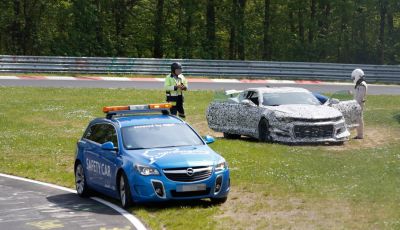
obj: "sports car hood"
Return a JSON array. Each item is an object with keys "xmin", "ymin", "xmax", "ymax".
[
  {"xmin": 128, "ymin": 145, "xmax": 219, "ymax": 169},
  {"xmin": 265, "ymin": 104, "xmax": 342, "ymax": 119}
]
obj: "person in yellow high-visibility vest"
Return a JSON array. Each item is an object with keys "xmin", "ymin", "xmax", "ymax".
[{"xmin": 164, "ymin": 62, "xmax": 188, "ymax": 118}]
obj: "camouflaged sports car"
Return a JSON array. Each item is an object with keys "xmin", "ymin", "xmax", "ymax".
[{"xmin": 206, "ymin": 87, "xmax": 361, "ymax": 144}]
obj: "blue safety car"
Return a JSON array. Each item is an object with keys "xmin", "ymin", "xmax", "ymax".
[{"xmin": 74, "ymin": 103, "xmax": 230, "ymax": 208}]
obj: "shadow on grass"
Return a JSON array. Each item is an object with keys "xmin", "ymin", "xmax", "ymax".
[
  {"xmin": 93, "ymin": 191, "xmax": 217, "ymax": 213},
  {"xmin": 217, "ymin": 136, "xmax": 345, "ymax": 146},
  {"xmin": 132, "ymin": 199, "xmax": 216, "ymax": 212},
  {"xmin": 394, "ymin": 113, "xmax": 400, "ymax": 124}
]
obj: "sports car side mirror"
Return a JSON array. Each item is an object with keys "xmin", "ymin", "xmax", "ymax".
[
  {"xmin": 101, "ymin": 141, "xmax": 118, "ymax": 151},
  {"xmin": 328, "ymin": 98, "xmax": 340, "ymax": 105},
  {"xmin": 241, "ymin": 99, "xmax": 255, "ymax": 106},
  {"xmin": 203, "ymin": 135, "xmax": 215, "ymax": 144}
]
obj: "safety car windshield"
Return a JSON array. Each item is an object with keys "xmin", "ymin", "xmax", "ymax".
[
  {"xmin": 122, "ymin": 123, "xmax": 204, "ymax": 150},
  {"xmin": 262, "ymin": 92, "xmax": 320, "ymax": 106}
]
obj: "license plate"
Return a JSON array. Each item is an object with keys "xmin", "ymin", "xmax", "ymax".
[{"xmin": 176, "ymin": 184, "xmax": 206, "ymax": 192}]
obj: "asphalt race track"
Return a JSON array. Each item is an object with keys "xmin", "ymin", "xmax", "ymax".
[
  {"xmin": 0, "ymin": 174, "xmax": 144, "ymax": 230},
  {"xmin": 1, "ymin": 78, "xmax": 400, "ymax": 95}
]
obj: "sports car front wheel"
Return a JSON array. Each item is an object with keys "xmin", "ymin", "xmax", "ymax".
[{"xmin": 258, "ymin": 118, "xmax": 272, "ymax": 142}]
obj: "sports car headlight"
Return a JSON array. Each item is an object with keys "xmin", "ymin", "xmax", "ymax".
[
  {"xmin": 276, "ymin": 117, "xmax": 293, "ymax": 123},
  {"xmin": 215, "ymin": 160, "xmax": 228, "ymax": 172},
  {"xmin": 135, "ymin": 164, "xmax": 160, "ymax": 176}
]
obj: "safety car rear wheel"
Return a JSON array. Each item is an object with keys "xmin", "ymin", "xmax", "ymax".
[
  {"xmin": 119, "ymin": 173, "xmax": 133, "ymax": 209},
  {"xmin": 75, "ymin": 163, "xmax": 90, "ymax": 197},
  {"xmin": 258, "ymin": 118, "xmax": 272, "ymax": 142}
]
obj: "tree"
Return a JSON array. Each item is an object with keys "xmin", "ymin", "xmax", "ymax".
[
  {"xmin": 206, "ymin": 0, "xmax": 216, "ymax": 59},
  {"xmin": 263, "ymin": 0, "xmax": 271, "ymax": 60},
  {"xmin": 153, "ymin": 0, "xmax": 164, "ymax": 58}
]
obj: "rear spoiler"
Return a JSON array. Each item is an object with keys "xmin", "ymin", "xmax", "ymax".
[{"xmin": 225, "ymin": 89, "xmax": 243, "ymax": 96}]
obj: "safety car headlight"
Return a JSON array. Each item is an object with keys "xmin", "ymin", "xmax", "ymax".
[
  {"xmin": 215, "ymin": 160, "xmax": 228, "ymax": 172},
  {"xmin": 135, "ymin": 164, "xmax": 160, "ymax": 176}
]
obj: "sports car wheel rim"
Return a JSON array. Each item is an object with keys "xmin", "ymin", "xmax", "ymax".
[
  {"xmin": 120, "ymin": 176, "xmax": 126, "ymax": 206},
  {"xmin": 75, "ymin": 165, "xmax": 85, "ymax": 194}
]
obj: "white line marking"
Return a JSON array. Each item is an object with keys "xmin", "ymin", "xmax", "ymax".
[
  {"xmin": 0, "ymin": 76, "xmax": 19, "ymax": 80},
  {"xmin": 44, "ymin": 76, "xmax": 77, "ymax": 81},
  {"xmin": 265, "ymin": 79, "xmax": 296, "ymax": 84},
  {"xmin": 0, "ymin": 173, "xmax": 147, "ymax": 230},
  {"xmin": 211, "ymin": 79, "xmax": 240, "ymax": 83},
  {"xmin": 98, "ymin": 77, "xmax": 131, "ymax": 81}
]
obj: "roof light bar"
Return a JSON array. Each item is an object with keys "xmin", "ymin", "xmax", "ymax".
[{"xmin": 103, "ymin": 103, "xmax": 172, "ymax": 113}]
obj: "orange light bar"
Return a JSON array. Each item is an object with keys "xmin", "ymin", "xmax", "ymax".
[
  {"xmin": 103, "ymin": 106, "xmax": 130, "ymax": 113},
  {"xmin": 149, "ymin": 103, "xmax": 172, "ymax": 109}
]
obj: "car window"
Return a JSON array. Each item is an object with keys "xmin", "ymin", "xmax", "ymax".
[
  {"xmin": 238, "ymin": 91, "xmax": 247, "ymax": 102},
  {"xmin": 245, "ymin": 91, "xmax": 259, "ymax": 105},
  {"xmin": 84, "ymin": 123, "xmax": 118, "ymax": 147},
  {"xmin": 262, "ymin": 92, "xmax": 321, "ymax": 106},
  {"xmin": 122, "ymin": 123, "xmax": 203, "ymax": 150}
]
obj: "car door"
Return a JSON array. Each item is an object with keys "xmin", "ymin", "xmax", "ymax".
[
  {"xmin": 83, "ymin": 123, "xmax": 118, "ymax": 190},
  {"xmin": 207, "ymin": 99, "xmax": 242, "ymax": 134},
  {"xmin": 97, "ymin": 124, "xmax": 119, "ymax": 192},
  {"xmin": 327, "ymin": 90, "xmax": 362, "ymax": 129},
  {"xmin": 237, "ymin": 90, "xmax": 264, "ymax": 136},
  {"xmin": 330, "ymin": 101, "xmax": 361, "ymax": 129}
]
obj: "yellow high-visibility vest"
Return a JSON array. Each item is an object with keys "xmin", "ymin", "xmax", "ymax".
[{"xmin": 164, "ymin": 74, "xmax": 188, "ymax": 105}]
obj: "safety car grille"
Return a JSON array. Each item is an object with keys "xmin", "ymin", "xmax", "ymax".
[
  {"xmin": 294, "ymin": 125, "xmax": 334, "ymax": 138},
  {"xmin": 163, "ymin": 166, "xmax": 212, "ymax": 182}
]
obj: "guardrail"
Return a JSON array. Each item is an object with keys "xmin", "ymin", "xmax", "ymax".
[{"xmin": 0, "ymin": 55, "xmax": 399, "ymax": 83}]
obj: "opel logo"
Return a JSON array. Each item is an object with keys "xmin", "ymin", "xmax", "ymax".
[{"xmin": 186, "ymin": 168, "xmax": 194, "ymax": 176}]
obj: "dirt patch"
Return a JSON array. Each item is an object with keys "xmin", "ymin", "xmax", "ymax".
[
  {"xmin": 215, "ymin": 186, "xmax": 384, "ymax": 230},
  {"xmin": 189, "ymin": 119, "xmax": 223, "ymax": 138},
  {"xmin": 326, "ymin": 126, "xmax": 400, "ymax": 151}
]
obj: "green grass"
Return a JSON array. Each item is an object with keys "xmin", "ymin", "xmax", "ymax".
[{"xmin": 1, "ymin": 87, "xmax": 400, "ymax": 229}]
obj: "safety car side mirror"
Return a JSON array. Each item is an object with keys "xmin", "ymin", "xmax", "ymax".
[
  {"xmin": 203, "ymin": 135, "xmax": 215, "ymax": 144},
  {"xmin": 101, "ymin": 141, "xmax": 118, "ymax": 151}
]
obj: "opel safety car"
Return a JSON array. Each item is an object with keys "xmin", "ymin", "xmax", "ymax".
[{"xmin": 74, "ymin": 103, "xmax": 230, "ymax": 208}]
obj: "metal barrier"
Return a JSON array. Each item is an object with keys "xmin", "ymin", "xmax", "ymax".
[{"xmin": 0, "ymin": 55, "xmax": 399, "ymax": 83}]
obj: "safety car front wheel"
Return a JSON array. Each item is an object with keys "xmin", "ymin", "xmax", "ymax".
[
  {"xmin": 210, "ymin": 196, "xmax": 228, "ymax": 204},
  {"xmin": 75, "ymin": 163, "xmax": 90, "ymax": 197},
  {"xmin": 119, "ymin": 173, "xmax": 133, "ymax": 209}
]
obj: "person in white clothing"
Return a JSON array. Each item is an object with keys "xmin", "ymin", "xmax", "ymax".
[{"xmin": 351, "ymin": 68, "xmax": 367, "ymax": 139}]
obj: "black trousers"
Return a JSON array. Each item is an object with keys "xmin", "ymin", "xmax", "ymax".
[{"xmin": 169, "ymin": 95, "xmax": 185, "ymax": 117}]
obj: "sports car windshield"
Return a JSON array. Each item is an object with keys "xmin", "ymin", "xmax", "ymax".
[
  {"xmin": 262, "ymin": 92, "xmax": 320, "ymax": 106},
  {"xmin": 122, "ymin": 123, "xmax": 204, "ymax": 150}
]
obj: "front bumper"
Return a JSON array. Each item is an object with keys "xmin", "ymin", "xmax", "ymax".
[
  {"xmin": 268, "ymin": 119, "xmax": 350, "ymax": 143},
  {"xmin": 128, "ymin": 169, "xmax": 230, "ymax": 203}
]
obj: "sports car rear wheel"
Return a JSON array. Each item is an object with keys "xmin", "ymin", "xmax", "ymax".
[
  {"xmin": 223, "ymin": 132, "xmax": 241, "ymax": 139},
  {"xmin": 75, "ymin": 163, "xmax": 91, "ymax": 197},
  {"xmin": 119, "ymin": 173, "xmax": 133, "ymax": 209},
  {"xmin": 258, "ymin": 118, "xmax": 272, "ymax": 142}
]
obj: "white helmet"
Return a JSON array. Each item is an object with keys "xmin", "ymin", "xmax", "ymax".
[{"xmin": 351, "ymin": 68, "xmax": 365, "ymax": 84}]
